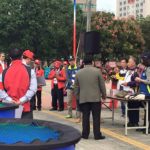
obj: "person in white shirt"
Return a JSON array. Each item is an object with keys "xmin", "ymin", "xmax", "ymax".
[{"xmin": 0, "ymin": 52, "xmax": 7, "ymax": 74}]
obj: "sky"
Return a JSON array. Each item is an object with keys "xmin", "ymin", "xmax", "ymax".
[{"xmin": 96, "ymin": 0, "xmax": 116, "ymax": 13}]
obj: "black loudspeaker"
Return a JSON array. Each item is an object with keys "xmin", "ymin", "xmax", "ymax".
[
  {"xmin": 78, "ymin": 32, "xmax": 85, "ymax": 53},
  {"xmin": 84, "ymin": 31, "xmax": 100, "ymax": 54}
]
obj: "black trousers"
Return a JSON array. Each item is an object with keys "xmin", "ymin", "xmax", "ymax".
[
  {"xmin": 30, "ymin": 95, "xmax": 35, "ymax": 110},
  {"xmin": 22, "ymin": 111, "xmax": 33, "ymax": 119},
  {"xmin": 76, "ymin": 99, "xmax": 81, "ymax": 112},
  {"xmin": 128, "ymin": 101, "xmax": 140, "ymax": 124},
  {"xmin": 80, "ymin": 102, "xmax": 102, "ymax": 139},
  {"xmin": 32, "ymin": 91, "xmax": 42, "ymax": 110},
  {"xmin": 51, "ymin": 85, "xmax": 64, "ymax": 110}
]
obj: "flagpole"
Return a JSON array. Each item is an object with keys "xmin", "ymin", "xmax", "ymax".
[{"xmin": 73, "ymin": 0, "xmax": 76, "ymax": 59}]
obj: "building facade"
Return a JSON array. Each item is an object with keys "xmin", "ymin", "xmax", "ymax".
[
  {"xmin": 116, "ymin": 0, "xmax": 150, "ymax": 18},
  {"xmin": 73, "ymin": 0, "xmax": 97, "ymax": 13},
  {"xmin": 143, "ymin": 0, "xmax": 150, "ymax": 17}
]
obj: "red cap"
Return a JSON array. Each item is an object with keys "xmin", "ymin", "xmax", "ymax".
[
  {"xmin": 54, "ymin": 61, "xmax": 62, "ymax": 68},
  {"xmin": 35, "ymin": 59, "xmax": 41, "ymax": 65},
  {"xmin": 23, "ymin": 50, "xmax": 34, "ymax": 60}
]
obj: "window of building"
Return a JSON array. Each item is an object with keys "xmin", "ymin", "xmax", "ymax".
[
  {"xmin": 124, "ymin": 7, "xmax": 126, "ymax": 10},
  {"xmin": 120, "ymin": 13, "xmax": 122, "ymax": 17},
  {"xmin": 91, "ymin": 4, "xmax": 96, "ymax": 9},
  {"xmin": 136, "ymin": 15, "xmax": 139, "ymax": 19},
  {"xmin": 140, "ymin": 9, "xmax": 143, "ymax": 12},
  {"xmin": 120, "ymin": 2, "xmax": 122, "ymax": 5},
  {"xmin": 123, "ymin": 12, "xmax": 126, "ymax": 16},
  {"xmin": 136, "ymin": 3, "xmax": 139, "ymax": 7},
  {"xmin": 140, "ymin": 14, "xmax": 143, "ymax": 17},
  {"xmin": 78, "ymin": 3, "xmax": 86, "ymax": 9},
  {"xmin": 124, "ymin": 1, "xmax": 126, "ymax": 5},
  {"xmin": 120, "ymin": 8, "xmax": 122, "ymax": 11},
  {"xmin": 140, "ymin": 3, "xmax": 143, "ymax": 6}
]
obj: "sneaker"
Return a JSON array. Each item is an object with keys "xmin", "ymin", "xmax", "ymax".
[
  {"xmin": 58, "ymin": 108, "xmax": 64, "ymax": 111},
  {"xmin": 142, "ymin": 128, "xmax": 150, "ymax": 133},
  {"xmin": 75, "ymin": 118, "xmax": 81, "ymax": 123},
  {"xmin": 82, "ymin": 135, "xmax": 88, "ymax": 139},
  {"xmin": 124, "ymin": 122, "xmax": 138, "ymax": 127},
  {"xmin": 33, "ymin": 107, "xmax": 36, "ymax": 110},
  {"xmin": 121, "ymin": 114, "xmax": 125, "ymax": 118},
  {"xmin": 136, "ymin": 128, "xmax": 145, "ymax": 132},
  {"xmin": 65, "ymin": 115, "xmax": 72, "ymax": 118},
  {"xmin": 95, "ymin": 135, "xmax": 105, "ymax": 140},
  {"xmin": 49, "ymin": 108, "xmax": 57, "ymax": 111}
]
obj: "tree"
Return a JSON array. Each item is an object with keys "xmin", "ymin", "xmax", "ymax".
[
  {"xmin": 91, "ymin": 12, "xmax": 145, "ymax": 61},
  {"xmin": 0, "ymin": 0, "xmax": 85, "ymax": 59},
  {"xmin": 139, "ymin": 16, "xmax": 150, "ymax": 51}
]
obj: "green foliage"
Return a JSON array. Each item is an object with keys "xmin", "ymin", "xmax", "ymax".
[
  {"xmin": 91, "ymin": 12, "xmax": 145, "ymax": 61},
  {"xmin": 0, "ymin": 0, "xmax": 85, "ymax": 59},
  {"xmin": 139, "ymin": 16, "xmax": 150, "ymax": 51}
]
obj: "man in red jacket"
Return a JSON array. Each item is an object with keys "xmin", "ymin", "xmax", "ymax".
[
  {"xmin": 22, "ymin": 49, "xmax": 35, "ymax": 112},
  {"xmin": 0, "ymin": 48, "xmax": 37, "ymax": 119},
  {"xmin": 48, "ymin": 61, "xmax": 66, "ymax": 111}
]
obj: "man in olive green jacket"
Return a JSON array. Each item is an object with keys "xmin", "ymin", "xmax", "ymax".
[{"xmin": 74, "ymin": 56, "xmax": 106, "ymax": 140}]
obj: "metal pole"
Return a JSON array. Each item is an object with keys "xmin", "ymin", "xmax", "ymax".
[
  {"xmin": 125, "ymin": 102, "xmax": 128, "ymax": 136},
  {"xmin": 146, "ymin": 101, "xmax": 149, "ymax": 134},
  {"xmin": 86, "ymin": 0, "xmax": 92, "ymax": 32},
  {"xmin": 73, "ymin": 0, "xmax": 77, "ymax": 59}
]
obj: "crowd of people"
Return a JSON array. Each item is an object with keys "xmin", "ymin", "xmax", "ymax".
[
  {"xmin": 0, "ymin": 48, "xmax": 150, "ymax": 140},
  {"xmin": 45, "ymin": 52, "xmax": 150, "ymax": 138}
]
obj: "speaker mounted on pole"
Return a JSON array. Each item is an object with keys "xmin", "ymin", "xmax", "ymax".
[{"xmin": 84, "ymin": 31, "xmax": 100, "ymax": 55}]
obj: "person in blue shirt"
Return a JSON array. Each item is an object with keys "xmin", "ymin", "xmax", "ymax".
[
  {"xmin": 135, "ymin": 52, "xmax": 150, "ymax": 133},
  {"xmin": 65, "ymin": 56, "xmax": 81, "ymax": 122}
]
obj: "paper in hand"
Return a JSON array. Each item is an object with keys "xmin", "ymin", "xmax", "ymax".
[
  {"xmin": 15, "ymin": 105, "xmax": 23, "ymax": 118},
  {"xmin": 37, "ymin": 76, "xmax": 46, "ymax": 86}
]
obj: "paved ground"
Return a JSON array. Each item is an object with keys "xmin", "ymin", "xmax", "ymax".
[{"xmin": 33, "ymin": 80, "xmax": 150, "ymax": 150}]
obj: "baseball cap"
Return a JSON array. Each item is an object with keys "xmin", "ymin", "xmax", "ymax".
[
  {"xmin": 23, "ymin": 50, "xmax": 34, "ymax": 60},
  {"xmin": 35, "ymin": 59, "xmax": 41, "ymax": 65}
]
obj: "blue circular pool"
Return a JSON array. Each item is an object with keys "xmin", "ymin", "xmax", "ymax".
[{"xmin": 0, "ymin": 119, "xmax": 81, "ymax": 150}]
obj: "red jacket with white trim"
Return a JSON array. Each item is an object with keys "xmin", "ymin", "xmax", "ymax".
[
  {"xmin": 48, "ymin": 68, "xmax": 66, "ymax": 89},
  {"xmin": 3, "ymin": 60, "xmax": 31, "ymax": 112}
]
